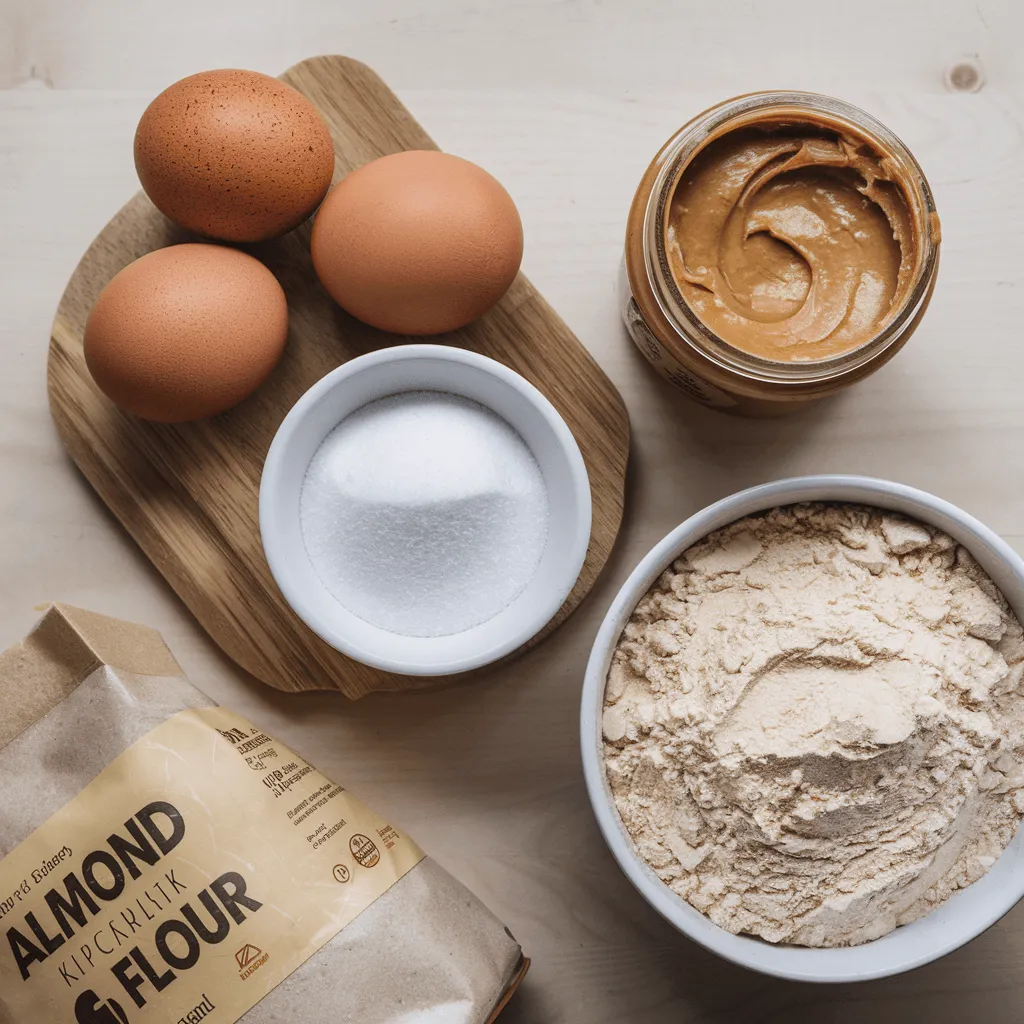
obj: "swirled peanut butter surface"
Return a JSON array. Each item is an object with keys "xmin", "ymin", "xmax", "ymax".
[{"xmin": 666, "ymin": 123, "xmax": 917, "ymax": 362}]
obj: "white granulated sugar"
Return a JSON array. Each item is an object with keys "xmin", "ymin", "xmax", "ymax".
[
  {"xmin": 603, "ymin": 503, "xmax": 1024, "ymax": 948},
  {"xmin": 300, "ymin": 391, "xmax": 549, "ymax": 637}
]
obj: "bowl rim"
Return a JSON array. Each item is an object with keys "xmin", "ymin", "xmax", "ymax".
[
  {"xmin": 259, "ymin": 343, "xmax": 592, "ymax": 676},
  {"xmin": 580, "ymin": 474, "xmax": 1024, "ymax": 982}
]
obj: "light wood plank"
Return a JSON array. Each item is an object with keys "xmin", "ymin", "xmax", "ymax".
[
  {"xmin": 3, "ymin": 2, "xmax": 1024, "ymax": 1017},
  {"xmin": 0, "ymin": 0, "xmax": 1017, "ymax": 95}
]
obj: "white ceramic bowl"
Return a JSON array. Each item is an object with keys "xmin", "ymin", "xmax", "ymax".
[
  {"xmin": 581, "ymin": 475, "xmax": 1024, "ymax": 982},
  {"xmin": 260, "ymin": 345, "xmax": 591, "ymax": 676}
]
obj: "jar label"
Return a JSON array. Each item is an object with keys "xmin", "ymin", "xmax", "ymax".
[
  {"xmin": 623, "ymin": 297, "xmax": 737, "ymax": 409},
  {"xmin": 0, "ymin": 706, "xmax": 423, "ymax": 1023}
]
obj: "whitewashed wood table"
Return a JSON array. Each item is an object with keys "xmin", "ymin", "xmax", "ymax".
[{"xmin": 1, "ymin": 1, "xmax": 1022, "ymax": 1019}]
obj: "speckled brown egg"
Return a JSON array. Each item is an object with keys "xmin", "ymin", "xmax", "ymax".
[
  {"xmin": 134, "ymin": 69, "xmax": 335, "ymax": 242},
  {"xmin": 84, "ymin": 243, "xmax": 288, "ymax": 422},
  {"xmin": 310, "ymin": 150, "xmax": 523, "ymax": 335}
]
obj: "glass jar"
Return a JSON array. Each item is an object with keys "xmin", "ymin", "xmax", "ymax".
[{"xmin": 622, "ymin": 92, "xmax": 941, "ymax": 416}]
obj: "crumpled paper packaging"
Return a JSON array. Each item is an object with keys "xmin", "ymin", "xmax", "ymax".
[{"xmin": 0, "ymin": 604, "xmax": 527, "ymax": 1024}]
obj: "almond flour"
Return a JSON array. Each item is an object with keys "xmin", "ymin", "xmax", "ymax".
[
  {"xmin": 0, "ymin": 605, "xmax": 526, "ymax": 1021},
  {"xmin": 603, "ymin": 503, "xmax": 1024, "ymax": 947}
]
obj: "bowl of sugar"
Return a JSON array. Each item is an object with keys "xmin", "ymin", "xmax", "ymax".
[{"xmin": 260, "ymin": 345, "xmax": 592, "ymax": 676}]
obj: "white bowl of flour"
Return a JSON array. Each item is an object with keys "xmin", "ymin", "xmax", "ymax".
[
  {"xmin": 261, "ymin": 345, "xmax": 591, "ymax": 675},
  {"xmin": 582, "ymin": 476, "xmax": 1024, "ymax": 982}
]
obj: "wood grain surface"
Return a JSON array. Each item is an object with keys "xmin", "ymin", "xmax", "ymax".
[
  {"xmin": 5, "ymin": 1, "xmax": 1024, "ymax": 1020},
  {"xmin": 46, "ymin": 54, "xmax": 630, "ymax": 699}
]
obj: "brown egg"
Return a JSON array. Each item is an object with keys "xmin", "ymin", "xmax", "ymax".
[
  {"xmin": 135, "ymin": 69, "xmax": 335, "ymax": 242},
  {"xmin": 310, "ymin": 150, "xmax": 523, "ymax": 335},
  {"xmin": 84, "ymin": 243, "xmax": 288, "ymax": 422}
]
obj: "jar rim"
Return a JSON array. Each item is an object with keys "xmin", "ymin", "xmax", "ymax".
[{"xmin": 641, "ymin": 91, "xmax": 940, "ymax": 385}]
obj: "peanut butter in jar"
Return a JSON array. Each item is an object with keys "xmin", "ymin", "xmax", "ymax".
[{"xmin": 623, "ymin": 92, "xmax": 941, "ymax": 416}]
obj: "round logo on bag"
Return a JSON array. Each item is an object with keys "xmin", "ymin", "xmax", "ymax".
[{"xmin": 349, "ymin": 833, "xmax": 380, "ymax": 868}]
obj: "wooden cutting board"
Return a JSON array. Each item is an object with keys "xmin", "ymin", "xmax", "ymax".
[{"xmin": 47, "ymin": 55, "xmax": 630, "ymax": 698}]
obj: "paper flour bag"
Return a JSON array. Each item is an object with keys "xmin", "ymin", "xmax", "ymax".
[{"xmin": 0, "ymin": 605, "xmax": 526, "ymax": 1024}]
